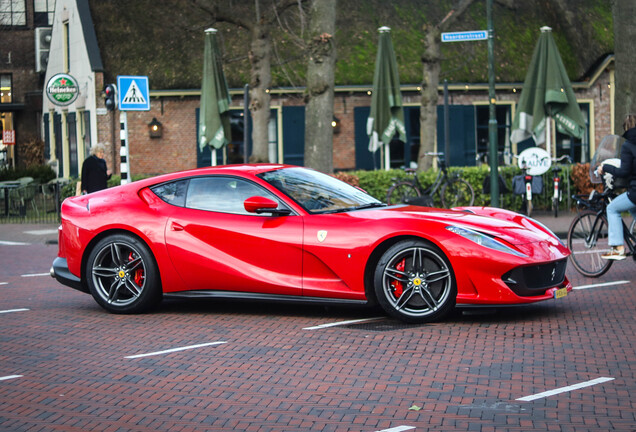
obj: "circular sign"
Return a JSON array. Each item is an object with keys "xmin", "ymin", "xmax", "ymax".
[
  {"xmin": 46, "ymin": 73, "xmax": 80, "ymax": 106},
  {"xmin": 517, "ymin": 147, "xmax": 551, "ymax": 176}
]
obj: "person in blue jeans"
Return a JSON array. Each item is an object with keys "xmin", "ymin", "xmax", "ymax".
[{"xmin": 598, "ymin": 114, "xmax": 636, "ymax": 260}]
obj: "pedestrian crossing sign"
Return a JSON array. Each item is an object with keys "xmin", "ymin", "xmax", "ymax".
[{"xmin": 117, "ymin": 76, "xmax": 150, "ymax": 111}]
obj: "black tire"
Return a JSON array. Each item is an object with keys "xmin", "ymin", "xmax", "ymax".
[
  {"xmin": 86, "ymin": 234, "xmax": 162, "ymax": 313},
  {"xmin": 567, "ymin": 211, "xmax": 612, "ymax": 278},
  {"xmin": 386, "ymin": 181, "xmax": 420, "ymax": 205},
  {"xmin": 441, "ymin": 179, "xmax": 475, "ymax": 208},
  {"xmin": 373, "ymin": 239, "xmax": 456, "ymax": 323},
  {"xmin": 553, "ymin": 197, "xmax": 559, "ymax": 218}
]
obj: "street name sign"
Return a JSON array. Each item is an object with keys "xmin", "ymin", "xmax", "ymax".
[
  {"xmin": 117, "ymin": 75, "xmax": 150, "ymax": 111},
  {"xmin": 441, "ymin": 30, "xmax": 488, "ymax": 43}
]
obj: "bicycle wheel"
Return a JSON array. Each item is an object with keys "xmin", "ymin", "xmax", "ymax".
[
  {"xmin": 440, "ymin": 179, "xmax": 474, "ymax": 208},
  {"xmin": 386, "ymin": 181, "xmax": 420, "ymax": 205},
  {"xmin": 553, "ymin": 197, "xmax": 559, "ymax": 218},
  {"xmin": 567, "ymin": 211, "xmax": 612, "ymax": 277}
]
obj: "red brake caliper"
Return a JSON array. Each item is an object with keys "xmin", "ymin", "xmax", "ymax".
[
  {"xmin": 391, "ymin": 259, "xmax": 405, "ymax": 298},
  {"xmin": 128, "ymin": 252, "xmax": 144, "ymax": 286}
]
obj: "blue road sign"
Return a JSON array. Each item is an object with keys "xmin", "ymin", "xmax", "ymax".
[
  {"xmin": 441, "ymin": 30, "xmax": 488, "ymax": 43},
  {"xmin": 117, "ymin": 76, "xmax": 150, "ymax": 111}
]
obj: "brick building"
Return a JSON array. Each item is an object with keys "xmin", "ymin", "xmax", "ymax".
[
  {"xmin": 0, "ymin": 0, "xmax": 55, "ymax": 167},
  {"xmin": 3, "ymin": 0, "xmax": 616, "ymax": 180}
]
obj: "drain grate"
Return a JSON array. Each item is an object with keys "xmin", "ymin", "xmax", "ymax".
[{"xmin": 344, "ymin": 319, "xmax": 425, "ymax": 332}]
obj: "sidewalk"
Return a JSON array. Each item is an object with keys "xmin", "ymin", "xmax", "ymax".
[
  {"xmin": 0, "ymin": 223, "xmax": 59, "ymax": 244},
  {"xmin": 529, "ymin": 210, "xmax": 575, "ymax": 238}
]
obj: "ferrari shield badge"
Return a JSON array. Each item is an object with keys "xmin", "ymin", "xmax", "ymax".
[{"xmin": 317, "ymin": 230, "xmax": 328, "ymax": 242}]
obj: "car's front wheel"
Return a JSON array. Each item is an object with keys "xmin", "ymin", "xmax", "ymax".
[
  {"xmin": 374, "ymin": 239, "xmax": 456, "ymax": 323},
  {"xmin": 86, "ymin": 234, "xmax": 161, "ymax": 313}
]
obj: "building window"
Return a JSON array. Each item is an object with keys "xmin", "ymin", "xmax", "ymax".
[
  {"xmin": 0, "ymin": 74, "xmax": 12, "ymax": 103},
  {"xmin": 63, "ymin": 20, "xmax": 69, "ymax": 72},
  {"xmin": 34, "ymin": 0, "xmax": 55, "ymax": 26},
  {"xmin": 476, "ymin": 104, "xmax": 512, "ymax": 164},
  {"xmin": 0, "ymin": 0, "xmax": 26, "ymax": 26}
]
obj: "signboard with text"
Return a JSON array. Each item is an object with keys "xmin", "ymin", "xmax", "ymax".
[
  {"xmin": 2, "ymin": 130, "xmax": 16, "ymax": 145},
  {"xmin": 441, "ymin": 30, "xmax": 488, "ymax": 43}
]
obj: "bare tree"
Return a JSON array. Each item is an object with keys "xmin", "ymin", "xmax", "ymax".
[
  {"xmin": 613, "ymin": 0, "xmax": 636, "ymax": 131},
  {"xmin": 419, "ymin": 0, "xmax": 477, "ymax": 171},
  {"xmin": 303, "ymin": 0, "xmax": 336, "ymax": 173},
  {"xmin": 191, "ymin": 0, "xmax": 299, "ymax": 162}
]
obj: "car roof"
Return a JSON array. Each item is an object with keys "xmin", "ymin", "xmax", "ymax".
[{"xmin": 132, "ymin": 164, "xmax": 292, "ymax": 189}]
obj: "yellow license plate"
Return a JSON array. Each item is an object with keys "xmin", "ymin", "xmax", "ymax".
[{"xmin": 554, "ymin": 288, "xmax": 568, "ymax": 299}]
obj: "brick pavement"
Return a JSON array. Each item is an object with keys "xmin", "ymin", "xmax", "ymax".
[{"xmin": 1, "ymin": 218, "xmax": 636, "ymax": 431}]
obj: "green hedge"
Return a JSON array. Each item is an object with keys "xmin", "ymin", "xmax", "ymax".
[{"xmin": 0, "ymin": 165, "xmax": 56, "ymax": 184}]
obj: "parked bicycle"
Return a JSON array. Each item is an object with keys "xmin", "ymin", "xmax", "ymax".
[
  {"xmin": 386, "ymin": 152, "xmax": 475, "ymax": 208},
  {"xmin": 567, "ymin": 135, "xmax": 635, "ymax": 277},
  {"xmin": 551, "ymin": 155, "xmax": 572, "ymax": 218}
]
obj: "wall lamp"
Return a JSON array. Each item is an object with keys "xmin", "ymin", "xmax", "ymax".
[
  {"xmin": 331, "ymin": 116, "xmax": 341, "ymax": 134},
  {"xmin": 148, "ymin": 117, "xmax": 163, "ymax": 138}
]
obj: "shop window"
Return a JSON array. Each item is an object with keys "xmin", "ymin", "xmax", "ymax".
[
  {"xmin": 0, "ymin": 0, "xmax": 26, "ymax": 26},
  {"xmin": 0, "ymin": 74, "xmax": 12, "ymax": 104}
]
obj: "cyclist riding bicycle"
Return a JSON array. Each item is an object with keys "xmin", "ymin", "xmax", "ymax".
[{"xmin": 597, "ymin": 114, "xmax": 636, "ymax": 260}]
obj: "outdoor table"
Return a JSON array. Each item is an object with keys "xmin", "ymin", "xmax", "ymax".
[{"xmin": 0, "ymin": 181, "xmax": 20, "ymax": 216}]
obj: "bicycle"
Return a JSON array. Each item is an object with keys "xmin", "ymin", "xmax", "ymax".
[
  {"xmin": 567, "ymin": 189, "xmax": 636, "ymax": 277},
  {"xmin": 386, "ymin": 152, "xmax": 475, "ymax": 208},
  {"xmin": 551, "ymin": 155, "xmax": 572, "ymax": 218}
]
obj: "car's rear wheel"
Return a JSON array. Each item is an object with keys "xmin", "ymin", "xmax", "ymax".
[
  {"xmin": 374, "ymin": 239, "xmax": 456, "ymax": 323},
  {"xmin": 86, "ymin": 234, "xmax": 161, "ymax": 313}
]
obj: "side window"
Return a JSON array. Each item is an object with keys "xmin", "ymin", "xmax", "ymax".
[
  {"xmin": 184, "ymin": 176, "xmax": 285, "ymax": 215},
  {"xmin": 150, "ymin": 180, "xmax": 188, "ymax": 206}
]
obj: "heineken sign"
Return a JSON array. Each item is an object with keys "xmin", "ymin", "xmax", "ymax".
[{"xmin": 46, "ymin": 73, "xmax": 80, "ymax": 106}]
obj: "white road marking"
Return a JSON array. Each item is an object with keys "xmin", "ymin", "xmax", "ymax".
[
  {"xmin": 516, "ymin": 377, "xmax": 615, "ymax": 402},
  {"xmin": 375, "ymin": 427, "xmax": 416, "ymax": 432},
  {"xmin": 21, "ymin": 273, "xmax": 50, "ymax": 278},
  {"xmin": 573, "ymin": 280, "xmax": 630, "ymax": 290},
  {"xmin": 0, "ymin": 282, "xmax": 7, "ymax": 286},
  {"xmin": 0, "ymin": 240, "xmax": 30, "ymax": 246},
  {"xmin": 125, "ymin": 341, "xmax": 227, "ymax": 359},
  {"xmin": 23, "ymin": 229, "xmax": 58, "ymax": 235},
  {"xmin": 303, "ymin": 317, "xmax": 384, "ymax": 330},
  {"xmin": 0, "ymin": 308, "xmax": 29, "ymax": 314},
  {"xmin": 0, "ymin": 375, "xmax": 23, "ymax": 381}
]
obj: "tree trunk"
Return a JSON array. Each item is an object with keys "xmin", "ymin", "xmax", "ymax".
[
  {"xmin": 248, "ymin": 22, "xmax": 273, "ymax": 163},
  {"xmin": 304, "ymin": 0, "xmax": 336, "ymax": 173},
  {"xmin": 417, "ymin": 0, "xmax": 476, "ymax": 171},
  {"xmin": 613, "ymin": 0, "xmax": 636, "ymax": 133},
  {"xmin": 419, "ymin": 28, "xmax": 441, "ymax": 171}
]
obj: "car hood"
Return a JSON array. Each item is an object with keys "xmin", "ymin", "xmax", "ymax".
[{"xmin": 366, "ymin": 205, "xmax": 560, "ymax": 247}]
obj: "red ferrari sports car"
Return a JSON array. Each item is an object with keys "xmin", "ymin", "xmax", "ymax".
[{"xmin": 51, "ymin": 164, "xmax": 571, "ymax": 323}]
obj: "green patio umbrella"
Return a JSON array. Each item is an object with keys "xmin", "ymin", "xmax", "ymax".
[
  {"xmin": 510, "ymin": 26, "xmax": 585, "ymax": 157},
  {"xmin": 199, "ymin": 28, "xmax": 231, "ymax": 166},
  {"xmin": 367, "ymin": 26, "xmax": 406, "ymax": 170}
]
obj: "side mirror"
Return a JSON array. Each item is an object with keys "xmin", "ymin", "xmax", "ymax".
[{"xmin": 244, "ymin": 196, "xmax": 291, "ymax": 216}]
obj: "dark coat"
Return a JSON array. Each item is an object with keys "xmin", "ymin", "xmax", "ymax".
[
  {"xmin": 603, "ymin": 127, "xmax": 636, "ymax": 205},
  {"xmin": 81, "ymin": 155, "xmax": 110, "ymax": 194}
]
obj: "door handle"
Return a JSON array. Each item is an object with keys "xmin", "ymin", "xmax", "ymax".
[{"xmin": 171, "ymin": 222, "xmax": 184, "ymax": 231}]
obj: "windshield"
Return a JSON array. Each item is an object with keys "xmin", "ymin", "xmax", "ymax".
[
  {"xmin": 590, "ymin": 134, "xmax": 624, "ymax": 183},
  {"xmin": 259, "ymin": 167, "xmax": 383, "ymax": 214}
]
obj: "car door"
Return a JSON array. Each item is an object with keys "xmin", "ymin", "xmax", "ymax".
[{"xmin": 164, "ymin": 176, "xmax": 303, "ymax": 296}]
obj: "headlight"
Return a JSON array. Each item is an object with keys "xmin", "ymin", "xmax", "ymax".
[{"xmin": 446, "ymin": 226, "xmax": 527, "ymax": 257}]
